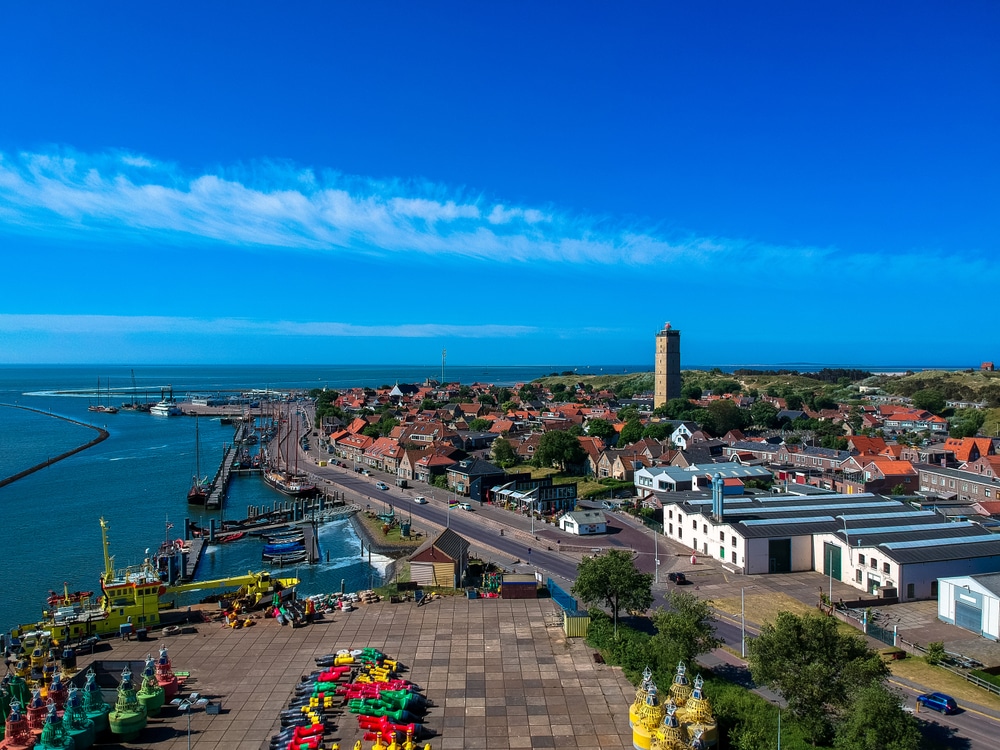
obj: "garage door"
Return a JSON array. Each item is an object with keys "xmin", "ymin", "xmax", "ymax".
[{"xmin": 955, "ymin": 601, "xmax": 982, "ymax": 634}]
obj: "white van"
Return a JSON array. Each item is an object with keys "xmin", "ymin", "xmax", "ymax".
[{"xmin": 413, "ymin": 496, "xmax": 427, "ymax": 504}]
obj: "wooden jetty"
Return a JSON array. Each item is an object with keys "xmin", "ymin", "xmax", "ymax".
[{"xmin": 183, "ymin": 537, "xmax": 205, "ymax": 581}]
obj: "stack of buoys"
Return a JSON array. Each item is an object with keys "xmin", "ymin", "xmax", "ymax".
[
  {"xmin": 58, "ymin": 649, "xmax": 77, "ymax": 679},
  {"xmin": 35, "ymin": 703, "xmax": 72, "ymax": 750},
  {"xmin": 81, "ymin": 671, "xmax": 109, "ymax": 739},
  {"xmin": 4, "ymin": 675, "xmax": 33, "ymax": 719},
  {"xmin": 320, "ymin": 648, "xmax": 436, "ymax": 747},
  {"xmin": 45, "ymin": 675, "xmax": 67, "ymax": 713},
  {"xmin": 650, "ymin": 701, "xmax": 684, "ymax": 750},
  {"xmin": 629, "ymin": 667, "xmax": 656, "ymax": 729},
  {"xmin": 674, "ymin": 675, "xmax": 717, "ymax": 748},
  {"xmin": 107, "ymin": 668, "xmax": 146, "ymax": 743},
  {"xmin": 26, "ymin": 691, "xmax": 47, "ymax": 735},
  {"xmin": 155, "ymin": 646, "xmax": 179, "ymax": 699},
  {"xmin": 0, "ymin": 700, "xmax": 36, "ymax": 750},
  {"xmin": 667, "ymin": 662, "xmax": 691, "ymax": 707},
  {"xmin": 630, "ymin": 682, "xmax": 665, "ymax": 750},
  {"xmin": 60, "ymin": 689, "xmax": 94, "ymax": 750},
  {"xmin": 136, "ymin": 656, "xmax": 165, "ymax": 717}
]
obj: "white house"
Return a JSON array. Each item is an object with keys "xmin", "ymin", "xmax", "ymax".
[{"xmin": 559, "ymin": 510, "xmax": 607, "ymax": 536}]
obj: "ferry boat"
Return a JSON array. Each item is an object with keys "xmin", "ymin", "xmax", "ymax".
[
  {"xmin": 149, "ymin": 400, "xmax": 182, "ymax": 417},
  {"xmin": 10, "ymin": 518, "xmax": 299, "ymax": 644}
]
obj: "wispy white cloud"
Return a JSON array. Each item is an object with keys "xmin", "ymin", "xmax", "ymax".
[
  {"xmin": 0, "ymin": 146, "xmax": 793, "ymax": 267},
  {"xmin": 0, "ymin": 314, "xmax": 538, "ymax": 339}
]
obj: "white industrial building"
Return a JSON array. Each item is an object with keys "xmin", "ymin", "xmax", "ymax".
[{"xmin": 655, "ymin": 476, "xmax": 1000, "ymax": 602}]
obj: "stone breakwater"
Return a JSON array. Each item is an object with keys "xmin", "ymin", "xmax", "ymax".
[{"xmin": 0, "ymin": 403, "xmax": 109, "ymax": 488}]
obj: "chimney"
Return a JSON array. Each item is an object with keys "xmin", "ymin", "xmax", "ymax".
[{"xmin": 712, "ymin": 473, "xmax": 724, "ymax": 522}]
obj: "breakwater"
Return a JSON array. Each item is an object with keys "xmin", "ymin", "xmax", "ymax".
[{"xmin": 0, "ymin": 403, "xmax": 109, "ymax": 488}]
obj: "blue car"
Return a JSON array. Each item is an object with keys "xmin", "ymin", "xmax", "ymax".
[{"xmin": 916, "ymin": 692, "xmax": 958, "ymax": 714}]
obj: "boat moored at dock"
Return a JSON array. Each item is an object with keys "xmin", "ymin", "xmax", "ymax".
[{"xmin": 10, "ymin": 518, "xmax": 299, "ymax": 644}]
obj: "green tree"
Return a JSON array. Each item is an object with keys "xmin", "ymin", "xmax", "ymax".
[
  {"xmin": 847, "ymin": 406, "xmax": 864, "ymax": 434},
  {"xmin": 833, "ymin": 683, "xmax": 920, "ymax": 750},
  {"xmin": 750, "ymin": 401, "xmax": 780, "ymax": 429},
  {"xmin": 468, "ymin": 418, "xmax": 491, "ymax": 432},
  {"xmin": 747, "ymin": 611, "xmax": 889, "ymax": 744},
  {"xmin": 491, "ymin": 436, "xmax": 517, "ymax": 467},
  {"xmin": 647, "ymin": 592, "xmax": 722, "ymax": 673},
  {"xmin": 924, "ymin": 641, "xmax": 945, "ymax": 665},
  {"xmin": 532, "ymin": 430, "xmax": 586, "ymax": 471},
  {"xmin": 572, "ymin": 549, "xmax": 653, "ymax": 636},
  {"xmin": 431, "ymin": 473, "xmax": 449, "ymax": 489},
  {"xmin": 681, "ymin": 383, "xmax": 703, "ymax": 400},
  {"xmin": 518, "ymin": 383, "xmax": 538, "ymax": 402},
  {"xmin": 618, "ymin": 418, "xmax": 644, "ymax": 446},
  {"xmin": 586, "ymin": 418, "xmax": 617, "ymax": 441},
  {"xmin": 785, "ymin": 393, "xmax": 804, "ymax": 411},
  {"xmin": 478, "ymin": 392, "xmax": 496, "ymax": 406},
  {"xmin": 911, "ymin": 388, "xmax": 945, "ymax": 414},
  {"xmin": 642, "ymin": 422, "xmax": 672, "ymax": 441},
  {"xmin": 703, "ymin": 400, "xmax": 748, "ymax": 436},
  {"xmin": 419, "ymin": 398, "xmax": 438, "ymax": 411},
  {"xmin": 617, "ymin": 406, "xmax": 640, "ymax": 422}
]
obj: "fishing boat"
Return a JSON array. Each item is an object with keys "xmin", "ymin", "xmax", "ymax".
[
  {"xmin": 120, "ymin": 369, "xmax": 150, "ymax": 412},
  {"xmin": 87, "ymin": 377, "xmax": 119, "ymax": 415},
  {"xmin": 263, "ymin": 469, "xmax": 317, "ymax": 497},
  {"xmin": 187, "ymin": 416, "xmax": 212, "ymax": 505},
  {"xmin": 46, "ymin": 586, "xmax": 94, "ymax": 608},
  {"xmin": 264, "ymin": 551, "xmax": 307, "ymax": 565},
  {"xmin": 10, "ymin": 518, "xmax": 299, "ymax": 643}
]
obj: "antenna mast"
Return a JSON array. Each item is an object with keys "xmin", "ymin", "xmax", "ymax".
[{"xmin": 442, "ymin": 348, "xmax": 447, "ymax": 382}]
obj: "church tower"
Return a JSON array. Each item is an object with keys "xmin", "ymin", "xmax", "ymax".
[{"xmin": 654, "ymin": 323, "xmax": 681, "ymax": 408}]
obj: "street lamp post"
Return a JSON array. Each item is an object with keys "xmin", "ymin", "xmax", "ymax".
[
  {"xmin": 653, "ymin": 524, "xmax": 659, "ymax": 584},
  {"xmin": 741, "ymin": 587, "xmax": 746, "ymax": 658}
]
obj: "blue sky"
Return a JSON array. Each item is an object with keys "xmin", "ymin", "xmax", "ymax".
[{"xmin": 0, "ymin": 2, "xmax": 997, "ymax": 367}]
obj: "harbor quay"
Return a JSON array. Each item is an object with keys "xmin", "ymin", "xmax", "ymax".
[{"xmin": 75, "ymin": 597, "xmax": 637, "ymax": 750}]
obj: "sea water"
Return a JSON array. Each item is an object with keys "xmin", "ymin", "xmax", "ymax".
[{"xmin": 0, "ymin": 363, "xmax": 617, "ymax": 632}]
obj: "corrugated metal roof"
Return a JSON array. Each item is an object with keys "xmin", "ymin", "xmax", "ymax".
[
  {"xmin": 881, "ymin": 534, "xmax": 997, "ymax": 550},
  {"xmin": 838, "ymin": 511, "xmax": 934, "ymax": 521},
  {"xmin": 742, "ymin": 516, "xmax": 836, "ymax": 526},
  {"xmin": 847, "ymin": 521, "xmax": 974, "ymax": 536}
]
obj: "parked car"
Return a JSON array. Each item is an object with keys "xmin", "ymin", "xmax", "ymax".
[
  {"xmin": 668, "ymin": 571, "xmax": 687, "ymax": 584},
  {"xmin": 459, "ymin": 502, "xmax": 473, "ymax": 511},
  {"xmin": 413, "ymin": 496, "xmax": 427, "ymax": 504},
  {"xmin": 375, "ymin": 481, "xmax": 388, "ymax": 490},
  {"xmin": 916, "ymin": 692, "xmax": 958, "ymax": 714}
]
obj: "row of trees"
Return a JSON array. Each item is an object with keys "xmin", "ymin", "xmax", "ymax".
[{"xmin": 571, "ymin": 550, "xmax": 921, "ymax": 750}]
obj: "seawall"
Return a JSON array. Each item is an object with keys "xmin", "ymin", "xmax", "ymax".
[{"xmin": 0, "ymin": 403, "xmax": 110, "ymax": 488}]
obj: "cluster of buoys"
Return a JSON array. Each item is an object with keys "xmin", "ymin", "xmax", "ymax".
[
  {"xmin": 0, "ymin": 673, "xmax": 98, "ymax": 750},
  {"xmin": 312, "ymin": 648, "xmax": 434, "ymax": 749}
]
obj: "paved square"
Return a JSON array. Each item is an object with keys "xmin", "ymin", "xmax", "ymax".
[{"xmin": 84, "ymin": 597, "xmax": 636, "ymax": 750}]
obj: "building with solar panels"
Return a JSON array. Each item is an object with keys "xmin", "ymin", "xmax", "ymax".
[{"xmin": 659, "ymin": 475, "xmax": 1000, "ymax": 602}]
